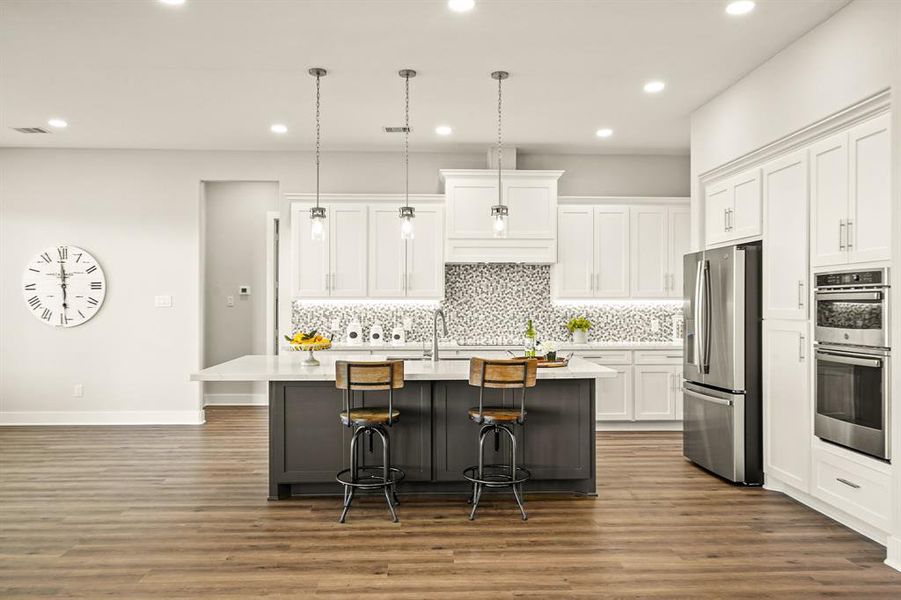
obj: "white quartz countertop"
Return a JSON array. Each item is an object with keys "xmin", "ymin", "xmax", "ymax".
[
  {"xmin": 192, "ymin": 354, "xmax": 617, "ymax": 382},
  {"xmin": 323, "ymin": 341, "xmax": 683, "ymax": 352}
]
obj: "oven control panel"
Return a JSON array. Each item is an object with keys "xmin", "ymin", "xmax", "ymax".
[{"xmin": 816, "ymin": 269, "xmax": 888, "ymax": 288}]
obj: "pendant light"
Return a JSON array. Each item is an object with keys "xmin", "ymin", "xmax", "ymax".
[
  {"xmin": 309, "ymin": 67, "xmax": 327, "ymax": 241},
  {"xmin": 398, "ymin": 69, "xmax": 417, "ymax": 240},
  {"xmin": 490, "ymin": 70, "xmax": 509, "ymax": 238}
]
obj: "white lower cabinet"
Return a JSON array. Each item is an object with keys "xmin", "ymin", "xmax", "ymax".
[
  {"xmin": 812, "ymin": 443, "xmax": 892, "ymax": 532},
  {"xmin": 633, "ymin": 365, "xmax": 679, "ymax": 420},
  {"xmin": 763, "ymin": 320, "xmax": 810, "ymax": 492},
  {"xmin": 595, "ymin": 365, "xmax": 633, "ymax": 421}
]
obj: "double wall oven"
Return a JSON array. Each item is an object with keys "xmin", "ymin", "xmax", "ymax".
[{"xmin": 814, "ymin": 268, "xmax": 891, "ymax": 461}]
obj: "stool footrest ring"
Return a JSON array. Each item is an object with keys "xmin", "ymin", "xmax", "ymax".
[
  {"xmin": 336, "ymin": 466, "xmax": 405, "ymax": 490},
  {"xmin": 463, "ymin": 464, "xmax": 530, "ymax": 487}
]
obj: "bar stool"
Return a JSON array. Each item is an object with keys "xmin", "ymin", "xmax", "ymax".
[
  {"xmin": 463, "ymin": 357, "xmax": 537, "ymax": 521},
  {"xmin": 334, "ymin": 360, "xmax": 405, "ymax": 523}
]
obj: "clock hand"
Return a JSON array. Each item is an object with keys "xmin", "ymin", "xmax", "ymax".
[{"xmin": 59, "ymin": 262, "xmax": 68, "ymax": 309}]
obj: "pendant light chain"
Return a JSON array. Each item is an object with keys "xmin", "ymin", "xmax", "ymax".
[
  {"xmin": 315, "ymin": 70, "xmax": 321, "ymax": 209},
  {"xmin": 404, "ymin": 71, "xmax": 410, "ymax": 208},
  {"xmin": 497, "ymin": 73, "xmax": 502, "ymax": 206}
]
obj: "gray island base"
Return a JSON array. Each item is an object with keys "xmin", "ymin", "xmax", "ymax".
[{"xmin": 191, "ymin": 355, "xmax": 616, "ymax": 499}]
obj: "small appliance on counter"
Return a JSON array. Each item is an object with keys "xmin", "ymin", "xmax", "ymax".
[
  {"xmin": 369, "ymin": 321, "xmax": 385, "ymax": 345},
  {"xmin": 345, "ymin": 317, "xmax": 363, "ymax": 345},
  {"xmin": 683, "ymin": 242, "xmax": 763, "ymax": 485},
  {"xmin": 813, "ymin": 268, "xmax": 891, "ymax": 461},
  {"xmin": 390, "ymin": 324, "xmax": 406, "ymax": 345}
]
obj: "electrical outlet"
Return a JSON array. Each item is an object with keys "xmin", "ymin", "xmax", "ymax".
[
  {"xmin": 403, "ymin": 317, "xmax": 413, "ymax": 330},
  {"xmin": 331, "ymin": 318, "xmax": 341, "ymax": 331},
  {"xmin": 73, "ymin": 384, "xmax": 83, "ymax": 398},
  {"xmin": 154, "ymin": 295, "xmax": 172, "ymax": 308},
  {"xmin": 650, "ymin": 318, "xmax": 660, "ymax": 333}
]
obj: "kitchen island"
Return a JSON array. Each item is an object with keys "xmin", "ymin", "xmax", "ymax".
[{"xmin": 192, "ymin": 354, "xmax": 615, "ymax": 499}]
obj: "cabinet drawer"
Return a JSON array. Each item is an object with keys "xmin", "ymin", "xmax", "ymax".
[
  {"xmin": 634, "ymin": 350, "xmax": 683, "ymax": 364},
  {"xmin": 576, "ymin": 350, "xmax": 632, "ymax": 365},
  {"xmin": 812, "ymin": 447, "xmax": 892, "ymax": 531}
]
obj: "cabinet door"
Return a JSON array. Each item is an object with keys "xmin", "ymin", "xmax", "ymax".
[
  {"xmin": 406, "ymin": 206, "xmax": 445, "ymax": 299},
  {"xmin": 505, "ymin": 179, "xmax": 556, "ymax": 240},
  {"xmin": 763, "ymin": 320, "xmax": 810, "ymax": 492},
  {"xmin": 328, "ymin": 204, "xmax": 368, "ymax": 297},
  {"xmin": 704, "ymin": 182, "xmax": 731, "ymax": 247},
  {"xmin": 848, "ymin": 113, "xmax": 892, "ymax": 264},
  {"xmin": 666, "ymin": 206, "xmax": 690, "ymax": 298},
  {"xmin": 594, "ymin": 206, "xmax": 630, "ymax": 298},
  {"xmin": 633, "ymin": 365, "xmax": 676, "ymax": 420},
  {"xmin": 729, "ymin": 169, "xmax": 762, "ymax": 240},
  {"xmin": 554, "ymin": 206, "xmax": 595, "ymax": 298},
  {"xmin": 446, "ymin": 180, "xmax": 497, "ymax": 239},
  {"xmin": 292, "ymin": 203, "xmax": 329, "ymax": 298},
  {"xmin": 368, "ymin": 206, "xmax": 406, "ymax": 298},
  {"xmin": 630, "ymin": 207, "xmax": 668, "ymax": 298},
  {"xmin": 810, "ymin": 132, "xmax": 849, "ymax": 267},
  {"xmin": 673, "ymin": 367, "xmax": 684, "ymax": 420},
  {"xmin": 594, "ymin": 365, "xmax": 632, "ymax": 421},
  {"xmin": 763, "ymin": 150, "xmax": 809, "ymax": 320}
]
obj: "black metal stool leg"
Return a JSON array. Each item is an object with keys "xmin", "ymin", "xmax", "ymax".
[
  {"xmin": 339, "ymin": 427, "xmax": 364, "ymax": 523},
  {"xmin": 373, "ymin": 427, "xmax": 398, "ymax": 523},
  {"xmin": 508, "ymin": 427, "xmax": 527, "ymax": 520},
  {"xmin": 469, "ymin": 425, "xmax": 491, "ymax": 521}
]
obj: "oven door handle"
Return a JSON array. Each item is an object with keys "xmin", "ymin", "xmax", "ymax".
[
  {"xmin": 815, "ymin": 291, "xmax": 883, "ymax": 302},
  {"xmin": 815, "ymin": 352, "xmax": 882, "ymax": 368}
]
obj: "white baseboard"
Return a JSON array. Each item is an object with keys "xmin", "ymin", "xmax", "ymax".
[
  {"xmin": 765, "ymin": 475, "xmax": 889, "ymax": 546},
  {"xmin": 0, "ymin": 410, "xmax": 206, "ymax": 426},
  {"xmin": 203, "ymin": 393, "xmax": 267, "ymax": 407},
  {"xmin": 886, "ymin": 536, "xmax": 901, "ymax": 572},
  {"xmin": 596, "ymin": 420, "xmax": 683, "ymax": 432}
]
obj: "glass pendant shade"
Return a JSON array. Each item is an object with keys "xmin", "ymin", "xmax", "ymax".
[
  {"xmin": 399, "ymin": 205, "xmax": 415, "ymax": 240},
  {"xmin": 310, "ymin": 206, "xmax": 326, "ymax": 241},
  {"xmin": 491, "ymin": 204, "xmax": 508, "ymax": 238}
]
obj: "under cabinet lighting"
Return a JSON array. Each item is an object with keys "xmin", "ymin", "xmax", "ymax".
[
  {"xmin": 295, "ymin": 298, "xmax": 441, "ymax": 308},
  {"xmin": 726, "ymin": 1, "xmax": 755, "ymax": 16},
  {"xmin": 553, "ymin": 299, "xmax": 684, "ymax": 307}
]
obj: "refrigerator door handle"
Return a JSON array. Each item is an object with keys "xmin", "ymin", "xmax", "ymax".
[
  {"xmin": 683, "ymin": 388, "xmax": 733, "ymax": 407},
  {"xmin": 690, "ymin": 259, "xmax": 704, "ymax": 368},
  {"xmin": 699, "ymin": 260, "xmax": 711, "ymax": 373}
]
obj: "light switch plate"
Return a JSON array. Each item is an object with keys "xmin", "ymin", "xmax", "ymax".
[
  {"xmin": 331, "ymin": 318, "xmax": 341, "ymax": 331},
  {"xmin": 650, "ymin": 318, "xmax": 660, "ymax": 333},
  {"xmin": 226, "ymin": 296, "xmax": 235, "ymax": 307},
  {"xmin": 73, "ymin": 384, "xmax": 83, "ymax": 398},
  {"xmin": 403, "ymin": 317, "xmax": 413, "ymax": 330},
  {"xmin": 154, "ymin": 295, "xmax": 172, "ymax": 308}
]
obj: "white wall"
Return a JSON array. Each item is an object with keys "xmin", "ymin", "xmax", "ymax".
[
  {"xmin": 203, "ymin": 181, "xmax": 278, "ymax": 401},
  {"xmin": 689, "ymin": 0, "xmax": 901, "ymax": 571},
  {"xmin": 520, "ymin": 153, "xmax": 689, "ymax": 197},
  {"xmin": 0, "ymin": 148, "xmax": 687, "ymax": 424}
]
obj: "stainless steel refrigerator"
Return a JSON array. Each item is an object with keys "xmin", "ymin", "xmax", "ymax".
[{"xmin": 682, "ymin": 242, "xmax": 762, "ymax": 485}]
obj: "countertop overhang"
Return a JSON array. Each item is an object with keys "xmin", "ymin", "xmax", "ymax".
[{"xmin": 192, "ymin": 355, "xmax": 617, "ymax": 382}]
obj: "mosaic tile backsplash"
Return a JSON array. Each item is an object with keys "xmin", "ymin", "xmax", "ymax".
[{"xmin": 292, "ymin": 264, "xmax": 684, "ymax": 344}]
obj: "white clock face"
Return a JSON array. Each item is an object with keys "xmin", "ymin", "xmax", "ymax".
[{"xmin": 22, "ymin": 245, "xmax": 106, "ymax": 328}]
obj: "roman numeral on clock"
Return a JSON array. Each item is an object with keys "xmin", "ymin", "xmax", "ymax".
[
  {"xmin": 87, "ymin": 297, "xmax": 99, "ymax": 306},
  {"xmin": 59, "ymin": 313, "xmax": 69, "ymax": 326},
  {"xmin": 28, "ymin": 296, "xmax": 41, "ymax": 308},
  {"xmin": 90, "ymin": 281, "xmax": 102, "ymax": 290},
  {"xmin": 86, "ymin": 265, "xmax": 97, "ymax": 274},
  {"xmin": 41, "ymin": 308, "xmax": 52, "ymax": 321},
  {"xmin": 40, "ymin": 252, "xmax": 52, "ymax": 263},
  {"xmin": 57, "ymin": 247, "xmax": 68, "ymax": 260},
  {"xmin": 24, "ymin": 283, "xmax": 36, "ymax": 291}
]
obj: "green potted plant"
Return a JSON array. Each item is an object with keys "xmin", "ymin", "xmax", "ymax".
[{"xmin": 566, "ymin": 316, "xmax": 592, "ymax": 344}]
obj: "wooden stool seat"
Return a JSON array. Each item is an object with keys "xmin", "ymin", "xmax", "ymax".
[
  {"xmin": 340, "ymin": 407, "xmax": 401, "ymax": 426},
  {"xmin": 468, "ymin": 406, "xmax": 526, "ymax": 424}
]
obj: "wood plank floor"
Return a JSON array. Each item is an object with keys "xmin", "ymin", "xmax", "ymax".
[{"xmin": 1, "ymin": 407, "xmax": 899, "ymax": 599}]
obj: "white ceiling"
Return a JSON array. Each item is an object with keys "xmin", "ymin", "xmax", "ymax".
[{"xmin": 0, "ymin": 0, "xmax": 848, "ymax": 154}]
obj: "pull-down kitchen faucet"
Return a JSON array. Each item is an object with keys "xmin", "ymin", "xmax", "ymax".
[{"xmin": 430, "ymin": 308, "xmax": 448, "ymax": 362}]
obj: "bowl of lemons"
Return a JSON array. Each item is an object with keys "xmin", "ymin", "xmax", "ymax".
[{"xmin": 285, "ymin": 331, "xmax": 332, "ymax": 366}]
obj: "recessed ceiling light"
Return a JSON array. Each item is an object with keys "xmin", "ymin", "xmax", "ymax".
[
  {"xmin": 47, "ymin": 118, "xmax": 68, "ymax": 128},
  {"xmin": 435, "ymin": 125, "xmax": 453, "ymax": 136},
  {"xmin": 595, "ymin": 128, "xmax": 613, "ymax": 138},
  {"xmin": 270, "ymin": 124, "xmax": 288, "ymax": 134},
  {"xmin": 643, "ymin": 80, "xmax": 666, "ymax": 94},
  {"xmin": 159, "ymin": 0, "xmax": 186, "ymax": 5},
  {"xmin": 726, "ymin": 1, "xmax": 755, "ymax": 16},
  {"xmin": 448, "ymin": 0, "xmax": 475, "ymax": 13}
]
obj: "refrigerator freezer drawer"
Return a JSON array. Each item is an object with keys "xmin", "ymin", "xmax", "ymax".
[{"xmin": 682, "ymin": 383, "xmax": 746, "ymax": 482}]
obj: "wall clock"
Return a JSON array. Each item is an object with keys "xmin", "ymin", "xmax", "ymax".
[{"xmin": 22, "ymin": 245, "xmax": 106, "ymax": 327}]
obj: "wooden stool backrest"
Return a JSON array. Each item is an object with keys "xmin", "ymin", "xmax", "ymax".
[
  {"xmin": 468, "ymin": 358, "xmax": 537, "ymax": 389},
  {"xmin": 335, "ymin": 361, "xmax": 404, "ymax": 391}
]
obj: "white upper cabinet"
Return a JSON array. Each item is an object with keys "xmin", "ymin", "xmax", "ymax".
[
  {"xmin": 292, "ymin": 203, "xmax": 330, "ymax": 298},
  {"xmin": 763, "ymin": 320, "xmax": 810, "ymax": 492},
  {"xmin": 441, "ymin": 170, "xmax": 563, "ymax": 263},
  {"xmin": 555, "ymin": 206, "xmax": 596, "ymax": 298},
  {"xmin": 630, "ymin": 207, "xmax": 668, "ymax": 298},
  {"xmin": 405, "ymin": 206, "xmax": 444, "ymax": 298},
  {"xmin": 763, "ymin": 150, "xmax": 809, "ymax": 321},
  {"xmin": 553, "ymin": 202, "xmax": 688, "ymax": 300},
  {"xmin": 328, "ymin": 205, "xmax": 368, "ymax": 297},
  {"xmin": 368, "ymin": 206, "xmax": 407, "ymax": 298},
  {"xmin": 704, "ymin": 168, "xmax": 762, "ymax": 248},
  {"xmin": 811, "ymin": 113, "xmax": 892, "ymax": 267},
  {"xmin": 848, "ymin": 113, "xmax": 891, "ymax": 264}
]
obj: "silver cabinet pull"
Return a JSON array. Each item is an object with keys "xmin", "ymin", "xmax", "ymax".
[
  {"xmin": 331, "ymin": 273, "xmax": 336, "ymax": 290},
  {"xmin": 847, "ymin": 220, "xmax": 854, "ymax": 249},
  {"xmin": 836, "ymin": 477, "xmax": 860, "ymax": 489},
  {"xmin": 724, "ymin": 208, "xmax": 729, "ymax": 232},
  {"xmin": 798, "ymin": 281, "xmax": 805, "ymax": 309},
  {"xmin": 595, "ymin": 273, "xmax": 600, "ymax": 291},
  {"xmin": 839, "ymin": 219, "xmax": 846, "ymax": 250},
  {"xmin": 324, "ymin": 272, "xmax": 330, "ymax": 291},
  {"xmin": 798, "ymin": 334, "xmax": 805, "ymax": 361},
  {"xmin": 728, "ymin": 208, "xmax": 734, "ymax": 231}
]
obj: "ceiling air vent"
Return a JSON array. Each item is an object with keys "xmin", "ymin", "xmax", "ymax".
[
  {"xmin": 12, "ymin": 127, "xmax": 51, "ymax": 134},
  {"xmin": 383, "ymin": 126, "xmax": 410, "ymax": 133}
]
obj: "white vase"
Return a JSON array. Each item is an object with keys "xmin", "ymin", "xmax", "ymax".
[{"xmin": 572, "ymin": 329, "xmax": 588, "ymax": 344}]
